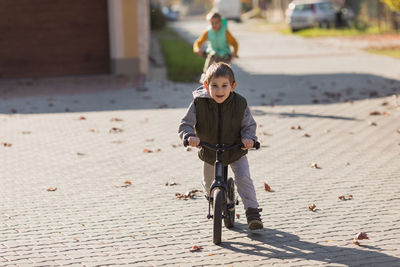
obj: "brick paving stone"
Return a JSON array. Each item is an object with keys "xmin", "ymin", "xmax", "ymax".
[{"xmin": 1, "ymin": 33, "xmax": 400, "ymax": 266}]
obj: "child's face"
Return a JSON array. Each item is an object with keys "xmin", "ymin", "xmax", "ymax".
[
  {"xmin": 210, "ymin": 17, "xmax": 222, "ymax": 31},
  {"xmin": 205, "ymin": 76, "xmax": 236, "ymax": 104}
]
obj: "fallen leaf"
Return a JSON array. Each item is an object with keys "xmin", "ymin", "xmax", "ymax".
[
  {"xmin": 47, "ymin": 187, "xmax": 57, "ymax": 192},
  {"xmin": 88, "ymin": 129, "xmax": 99, "ymax": 133},
  {"xmin": 76, "ymin": 152, "xmax": 85, "ymax": 156},
  {"xmin": 78, "ymin": 116, "xmax": 86, "ymax": 120},
  {"xmin": 369, "ymin": 122, "xmax": 377, "ymax": 126},
  {"xmin": 143, "ymin": 148, "xmax": 153, "ymax": 153},
  {"xmin": 110, "ymin": 118, "xmax": 123, "ymax": 122},
  {"xmin": 291, "ymin": 125, "xmax": 302, "ymax": 130},
  {"xmin": 338, "ymin": 195, "xmax": 353, "ymax": 201},
  {"xmin": 186, "ymin": 147, "xmax": 193, "ymax": 152},
  {"xmin": 310, "ymin": 162, "xmax": 320, "ymax": 169},
  {"xmin": 345, "ymin": 162, "xmax": 350, "ymax": 166},
  {"xmin": 369, "ymin": 111, "xmax": 381, "ymax": 116},
  {"xmin": 189, "ymin": 245, "xmax": 203, "ymax": 252},
  {"xmin": 175, "ymin": 189, "xmax": 202, "ymax": 200},
  {"xmin": 381, "ymin": 101, "xmax": 389, "ymax": 106},
  {"xmin": 355, "ymin": 232, "xmax": 369, "ymax": 240},
  {"xmin": 109, "ymin": 127, "xmax": 123, "ymax": 133},
  {"xmin": 125, "ymin": 181, "xmax": 132, "ymax": 185},
  {"xmin": 263, "ymin": 182, "xmax": 272, "ymax": 192},
  {"xmin": 303, "ymin": 133, "xmax": 311, "ymax": 137},
  {"xmin": 309, "ymin": 204, "xmax": 317, "ymax": 212},
  {"xmin": 165, "ymin": 181, "xmax": 178, "ymax": 186},
  {"xmin": 1, "ymin": 142, "xmax": 12, "ymax": 147},
  {"xmin": 260, "ymin": 131, "xmax": 272, "ymax": 136},
  {"xmin": 353, "ymin": 232, "xmax": 369, "ymax": 246}
]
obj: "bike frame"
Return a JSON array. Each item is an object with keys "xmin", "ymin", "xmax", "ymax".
[{"xmin": 207, "ymin": 144, "xmax": 230, "ymax": 220}]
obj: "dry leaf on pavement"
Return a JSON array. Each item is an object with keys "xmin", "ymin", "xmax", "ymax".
[
  {"xmin": 1, "ymin": 142, "xmax": 12, "ymax": 147},
  {"xmin": 109, "ymin": 127, "xmax": 123, "ymax": 133},
  {"xmin": 78, "ymin": 116, "xmax": 86, "ymax": 120},
  {"xmin": 110, "ymin": 118, "xmax": 123, "ymax": 122},
  {"xmin": 263, "ymin": 182, "xmax": 272, "ymax": 192},
  {"xmin": 310, "ymin": 162, "xmax": 320, "ymax": 169},
  {"xmin": 369, "ymin": 111, "xmax": 381, "ymax": 115},
  {"xmin": 47, "ymin": 187, "xmax": 57, "ymax": 192},
  {"xmin": 189, "ymin": 245, "xmax": 203, "ymax": 252},
  {"xmin": 353, "ymin": 232, "xmax": 369, "ymax": 246},
  {"xmin": 175, "ymin": 190, "xmax": 202, "ymax": 200},
  {"xmin": 165, "ymin": 181, "xmax": 178, "ymax": 186},
  {"xmin": 290, "ymin": 125, "xmax": 302, "ymax": 130},
  {"xmin": 338, "ymin": 195, "xmax": 353, "ymax": 201},
  {"xmin": 309, "ymin": 204, "xmax": 317, "ymax": 212}
]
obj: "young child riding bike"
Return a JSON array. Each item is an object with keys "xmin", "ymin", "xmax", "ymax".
[
  {"xmin": 178, "ymin": 62, "xmax": 263, "ymax": 230},
  {"xmin": 193, "ymin": 11, "xmax": 239, "ymax": 75}
]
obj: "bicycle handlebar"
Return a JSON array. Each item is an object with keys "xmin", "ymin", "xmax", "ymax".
[{"xmin": 183, "ymin": 139, "xmax": 260, "ymax": 150}]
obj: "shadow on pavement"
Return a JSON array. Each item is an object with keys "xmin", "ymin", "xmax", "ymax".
[
  {"xmin": 222, "ymin": 223, "xmax": 400, "ymax": 266},
  {"xmin": 251, "ymin": 109, "xmax": 359, "ymax": 121},
  {"xmin": 0, "ymin": 71, "xmax": 399, "ymax": 114}
]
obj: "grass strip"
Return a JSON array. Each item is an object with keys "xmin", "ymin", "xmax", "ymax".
[
  {"xmin": 366, "ymin": 47, "xmax": 400, "ymax": 59},
  {"xmin": 280, "ymin": 26, "xmax": 385, "ymax": 38},
  {"xmin": 156, "ymin": 26, "xmax": 205, "ymax": 82}
]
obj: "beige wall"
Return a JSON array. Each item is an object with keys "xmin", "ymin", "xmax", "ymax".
[{"xmin": 108, "ymin": 0, "xmax": 149, "ymax": 77}]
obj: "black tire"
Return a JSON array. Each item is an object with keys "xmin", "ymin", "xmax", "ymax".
[
  {"xmin": 212, "ymin": 188, "xmax": 223, "ymax": 244},
  {"xmin": 224, "ymin": 177, "xmax": 235, "ymax": 228}
]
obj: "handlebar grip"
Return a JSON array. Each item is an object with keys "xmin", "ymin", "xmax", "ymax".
[
  {"xmin": 183, "ymin": 139, "xmax": 189, "ymax": 147},
  {"xmin": 254, "ymin": 141, "xmax": 260, "ymax": 150}
]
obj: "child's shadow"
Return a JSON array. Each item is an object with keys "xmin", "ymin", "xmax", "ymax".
[{"xmin": 221, "ymin": 223, "xmax": 400, "ymax": 266}]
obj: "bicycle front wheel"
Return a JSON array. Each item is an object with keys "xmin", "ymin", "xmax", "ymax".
[
  {"xmin": 212, "ymin": 188, "xmax": 223, "ymax": 244},
  {"xmin": 224, "ymin": 177, "xmax": 235, "ymax": 229}
]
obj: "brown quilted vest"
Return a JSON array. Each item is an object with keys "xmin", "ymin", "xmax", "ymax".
[{"xmin": 194, "ymin": 92, "xmax": 247, "ymax": 166}]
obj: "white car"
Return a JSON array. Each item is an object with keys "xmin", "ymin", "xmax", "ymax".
[
  {"xmin": 285, "ymin": 0, "xmax": 353, "ymax": 32},
  {"xmin": 213, "ymin": 0, "xmax": 241, "ymax": 22}
]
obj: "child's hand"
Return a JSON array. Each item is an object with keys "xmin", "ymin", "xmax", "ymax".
[
  {"xmin": 188, "ymin": 136, "xmax": 200, "ymax": 147},
  {"xmin": 241, "ymin": 139, "xmax": 254, "ymax": 150}
]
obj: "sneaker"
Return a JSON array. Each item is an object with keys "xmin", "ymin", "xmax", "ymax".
[{"xmin": 246, "ymin": 207, "xmax": 263, "ymax": 230}]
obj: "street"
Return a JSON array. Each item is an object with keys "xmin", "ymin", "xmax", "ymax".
[{"xmin": 0, "ymin": 18, "xmax": 400, "ymax": 266}]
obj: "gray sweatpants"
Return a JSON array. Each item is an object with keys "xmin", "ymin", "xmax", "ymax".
[{"xmin": 202, "ymin": 155, "xmax": 259, "ymax": 209}]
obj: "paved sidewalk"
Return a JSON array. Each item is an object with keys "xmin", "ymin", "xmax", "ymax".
[{"xmin": 1, "ymin": 23, "xmax": 400, "ymax": 267}]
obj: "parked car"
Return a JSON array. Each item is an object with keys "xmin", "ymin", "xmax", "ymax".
[
  {"xmin": 285, "ymin": 0, "xmax": 354, "ymax": 32},
  {"xmin": 162, "ymin": 6, "xmax": 179, "ymax": 21},
  {"xmin": 213, "ymin": 0, "xmax": 241, "ymax": 22}
]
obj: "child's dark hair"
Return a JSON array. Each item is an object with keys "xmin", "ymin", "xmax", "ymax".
[
  {"xmin": 203, "ymin": 62, "xmax": 235, "ymax": 86},
  {"xmin": 206, "ymin": 11, "xmax": 222, "ymax": 21}
]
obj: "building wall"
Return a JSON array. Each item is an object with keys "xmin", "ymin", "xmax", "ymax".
[{"xmin": 108, "ymin": 0, "xmax": 149, "ymax": 77}]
